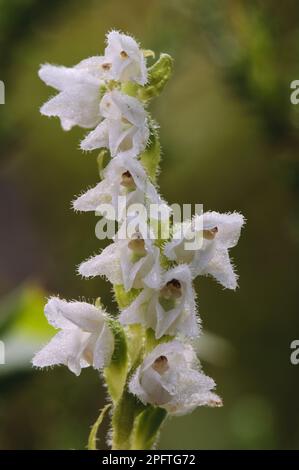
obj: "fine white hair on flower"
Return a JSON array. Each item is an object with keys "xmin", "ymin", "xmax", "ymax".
[
  {"xmin": 103, "ymin": 30, "xmax": 148, "ymax": 85},
  {"xmin": 119, "ymin": 264, "xmax": 199, "ymax": 338},
  {"xmin": 78, "ymin": 235, "xmax": 161, "ymax": 291},
  {"xmin": 80, "ymin": 90, "xmax": 149, "ymax": 157},
  {"xmin": 39, "ymin": 59, "xmax": 106, "ymax": 131},
  {"xmin": 38, "ymin": 30, "xmax": 147, "ymax": 132},
  {"xmin": 129, "ymin": 340, "xmax": 222, "ymax": 415},
  {"xmin": 32, "ymin": 297, "xmax": 114, "ymax": 376},
  {"xmin": 164, "ymin": 211, "xmax": 245, "ymax": 290},
  {"xmin": 72, "ymin": 154, "xmax": 164, "ymax": 222}
]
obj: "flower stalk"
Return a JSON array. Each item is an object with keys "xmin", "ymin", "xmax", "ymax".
[{"xmin": 32, "ymin": 30, "xmax": 245, "ymax": 450}]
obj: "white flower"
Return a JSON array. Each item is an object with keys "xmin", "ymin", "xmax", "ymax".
[
  {"xmin": 80, "ymin": 90, "xmax": 149, "ymax": 157},
  {"xmin": 119, "ymin": 264, "xmax": 199, "ymax": 338},
  {"xmin": 129, "ymin": 340, "xmax": 222, "ymax": 415},
  {"xmin": 39, "ymin": 58, "xmax": 106, "ymax": 131},
  {"xmin": 73, "ymin": 154, "xmax": 162, "ymax": 221},
  {"xmin": 103, "ymin": 30, "xmax": 147, "ymax": 85},
  {"xmin": 164, "ymin": 211, "xmax": 245, "ymax": 289},
  {"xmin": 78, "ymin": 233, "xmax": 161, "ymax": 291},
  {"xmin": 32, "ymin": 297, "xmax": 114, "ymax": 376}
]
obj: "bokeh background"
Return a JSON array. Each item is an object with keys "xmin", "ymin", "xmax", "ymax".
[{"xmin": 1, "ymin": 0, "xmax": 299, "ymax": 450}]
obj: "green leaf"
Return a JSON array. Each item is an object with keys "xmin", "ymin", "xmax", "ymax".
[
  {"xmin": 104, "ymin": 319, "xmax": 128, "ymax": 402},
  {"xmin": 138, "ymin": 53, "xmax": 174, "ymax": 101},
  {"xmin": 121, "ymin": 53, "xmax": 173, "ymax": 103},
  {"xmin": 131, "ymin": 406, "xmax": 167, "ymax": 450},
  {"xmin": 88, "ymin": 403, "xmax": 111, "ymax": 450}
]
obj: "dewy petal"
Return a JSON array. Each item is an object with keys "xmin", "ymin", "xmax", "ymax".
[
  {"xmin": 39, "ymin": 59, "xmax": 105, "ymax": 131},
  {"xmin": 202, "ymin": 248, "xmax": 238, "ymax": 290},
  {"xmin": 40, "ymin": 84, "xmax": 102, "ymax": 130},
  {"xmin": 32, "ymin": 329, "xmax": 90, "ymax": 376},
  {"xmin": 56, "ymin": 301, "xmax": 105, "ymax": 333},
  {"xmin": 44, "ymin": 297, "xmax": 74, "ymax": 330},
  {"xmin": 80, "ymin": 120, "xmax": 109, "ymax": 150},
  {"xmin": 75, "ymin": 56, "xmax": 107, "ymax": 79},
  {"xmin": 39, "ymin": 63, "xmax": 102, "ymax": 91},
  {"xmin": 72, "ymin": 179, "xmax": 114, "ymax": 212},
  {"xmin": 44, "ymin": 297, "xmax": 105, "ymax": 333},
  {"xmin": 78, "ymin": 243, "xmax": 122, "ymax": 284}
]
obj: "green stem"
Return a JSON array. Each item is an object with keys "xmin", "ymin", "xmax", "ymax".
[{"xmin": 111, "ymin": 387, "xmax": 145, "ymax": 450}]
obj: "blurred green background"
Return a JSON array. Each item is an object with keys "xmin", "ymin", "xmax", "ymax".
[{"xmin": 1, "ymin": 0, "xmax": 299, "ymax": 450}]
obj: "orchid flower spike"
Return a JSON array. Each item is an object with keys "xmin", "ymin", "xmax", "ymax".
[{"xmin": 36, "ymin": 30, "xmax": 245, "ymax": 451}]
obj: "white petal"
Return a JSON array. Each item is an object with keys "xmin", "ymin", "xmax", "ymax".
[
  {"xmin": 105, "ymin": 31, "xmax": 147, "ymax": 85},
  {"xmin": 203, "ymin": 248, "xmax": 238, "ymax": 290},
  {"xmin": 32, "ymin": 329, "xmax": 90, "ymax": 376},
  {"xmin": 44, "ymin": 297, "xmax": 74, "ymax": 329},
  {"xmin": 40, "ymin": 84, "xmax": 101, "ymax": 130},
  {"xmin": 119, "ymin": 289, "xmax": 154, "ymax": 327},
  {"xmin": 129, "ymin": 366, "xmax": 149, "ymax": 405},
  {"xmin": 60, "ymin": 301, "xmax": 105, "ymax": 333},
  {"xmin": 72, "ymin": 179, "xmax": 113, "ymax": 212},
  {"xmin": 78, "ymin": 244, "xmax": 122, "ymax": 284},
  {"xmin": 92, "ymin": 323, "xmax": 114, "ymax": 369},
  {"xmin": 201, "ymin": 211, "xmax": 245, "ymax": 248},
  {"xmin": 142, "ymin": 246, "xmax": 162, "ymax": 289},
  {"xmin": 75, "ymin": 56, "xmax": 107, "ymax": 79},
  {"xmin": 80, "ymin": 120, "xmax": 109, "ymax": 150},
  {"xmin": 46, "ymin": 297, "xmax": 105, "ymax": 332},
  {"xmin": 39, "ymin": 63, "xmax": 101, "ymax": 91}
]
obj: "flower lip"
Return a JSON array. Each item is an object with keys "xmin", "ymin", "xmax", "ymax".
[
  {"xmin": 120, "ymin": 170, "xmax": 136, "ymax": 189},
  {"xmin": 128, "ymin": 231, "xmax": 146, "ymax": 255},
  {"xmin": 203, "ymin": 226, "xmax": 218, "ymax": 240},
  {"xmin": 102, "ymin": 62, "xmax": 112, "ymax": 71},
  {"xmin": 152, "ymin": 355, "xmax": 169, "ymax": 375},
  {"xmin": 160, "ymin": 278, "xmax": 182, "ymax": 299}
]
